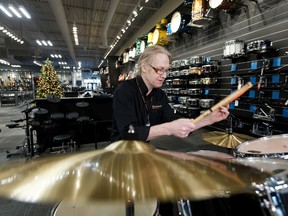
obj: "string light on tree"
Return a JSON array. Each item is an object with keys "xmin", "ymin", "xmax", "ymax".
[{"xmin": 36, "ymin": 58, "xmax": 64, "ymax": 98}]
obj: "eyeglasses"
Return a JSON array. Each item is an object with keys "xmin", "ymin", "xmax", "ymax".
[{"xmin": 149, "ymin": 64, "xmax": 170, "ymax": 75}]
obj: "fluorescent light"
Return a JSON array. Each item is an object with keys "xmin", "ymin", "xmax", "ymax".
[
  {"xmin": 0, "ymin": 5, "xmax": 13, "ymax": 17},
  {"xmin": 33, "ymin": 60, "xmax": 42, "ymax": 66},
  {"xmin": 42, "ymin": 40, "xmax": 48, "ymax": 46},
  {"xmin": 9, "ymin": 6, "xmax": 22, "ymax": 18},
  {"xmin": 73, "ymin": 24, "xmax": 79, "ymax": 45},
  {"xmin": 51, "ymin": 54, "xmax": 55, "ymax": 58},
  {"xmin": 19, "ymin": 6, "xmax": 31, "ymax": 19},
  {"xmin": 11, "ymin": 65, "xmax": 21, "ymax": 68},
  {"xmin": 36, "ymin": 40, "xmax": 42, "ymax": 46},
  {"xmin": 0, "ymin": 59, "xmax": 10, "ymax": 65},
  {"xmin": 47, "ymin": 40, "xmax": 53, "ymax": 46}
]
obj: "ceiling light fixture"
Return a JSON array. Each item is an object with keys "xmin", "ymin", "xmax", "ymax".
[
  {"xmin": 0, "ymin": 24, "xmax": 24, "ymax": 44},
  {"xmin": 42, "ymin": 40, "xmax": 48, "ymax": 46},
  {"xmin": 0, "ymin": 5, "xmax": 13, "ymax": 17},
  {"xmin": 36, "ymin": 40, "xmax": 53, "ymax": 46},
  {"xmin": 11, "ymin": 64, "xmax": 21, "ymax": 68},
  {"xmin": 36, "ymin": 40, "xmax": 42, "ymax": 46},
  {"xmin": 33, "ymin": 60, "xmax": 42, "ymax": 66},
  {"xmin": 19, "ymin": 6, "xmax": 31, "ymax": 19},
  {"xmin": 47, "ymin": 40, "xmax": 53, "ymax": 46},
  {"xmin": 9, "ymin": 5, "xmax": 22, "ymax": 18},
  {"xmin": 73, "ymin": 23, "xmax": 79, "ymax": 46},
  {"xmin": 0, "ymin": 59, "xmax": 10, "ymax": 65}
]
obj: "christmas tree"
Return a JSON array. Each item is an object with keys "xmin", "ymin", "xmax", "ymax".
[{"xmin": 36, "ymin": 58, "xmax": 64, "ymax": 98}]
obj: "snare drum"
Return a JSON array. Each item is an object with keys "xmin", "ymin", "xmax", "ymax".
[
  {"xmin": 188, "ymin": 67, "xmax": 202, "ymax": 75},
  {"xmin": 172, "ymin": 60, "xmax": 180, "ymax": 69},
  {"xmin": 180, "ymin": 59, "xmax": 190, "ymax": 67},
  {"xmin": 180, "ymin": 69, "xmax": 189, "ymax": 76},
  {"xmin": 187, "ymin": 98, "xmax": 200, "ymax": 107},
  {"xmin": 189, "ymin": 56, "xmax": 204, "ymax": 67},
  {"xmin": 201, "ymin": 64, "xmax": 218, "ymax": 74},
  {"xmin": 53, "ymin": 200, "xmax": 158, "ymax": 216},
  {"xmin": 223, "ymin": 39, "xmax": 245, "ymax": 58},
  {"xmin": 234, "ymin": 134, "xmax": 288, "ymax": 159},
  {"xmin": 187, "ymin": 88, "xmax": 201, "ymax": 96},
  {"xmin": 173, "ymin": 78, "xmax": 186, "ymax": 85},
  {"xmin": 199, "ymin": 99, "xmax": 215, "ymax": 108},
  {"xmin": 201, "ymin": 77, "xmax": 217, "ymax": 85},
  {"xmin": 209, "ymin": 0, "xmax": 242, "ymax": 11},
  {"xmin": 170, "ymin": 11, "xmax": 191, "ymax": 34},
  {"xmin": 247, "ymin": 40, "xmax": 273, "ymax": 53},
  {"xmin": 192, "ymin": 0, "xmax": 208, "ymax": 25},
  {"xmin": 188, "ymin": 79, "xmax": 201, "ymax": 85}
]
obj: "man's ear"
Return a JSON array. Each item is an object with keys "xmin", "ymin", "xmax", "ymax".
[{"xmin": 141, "ymin": 63, "xmax": 147, "ymax": 73}]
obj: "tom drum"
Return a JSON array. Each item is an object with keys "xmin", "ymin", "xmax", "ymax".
[
  {"xmin": 152, "ymin": 29, "xmax": 168, "ymax": 46},
  {"xmin": 192, "ymin": 0, "xmax": 208, "ymax": 25},
  {"xmin": 170, "ymin": 11, "xmax": 191, "ymax": 34}
]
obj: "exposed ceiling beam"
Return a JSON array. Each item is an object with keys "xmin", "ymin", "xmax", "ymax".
[{"xmin": 48, "ymin": 0, "xmax": 77, "ymax": 65}]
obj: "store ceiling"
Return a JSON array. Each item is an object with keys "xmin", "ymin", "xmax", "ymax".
[{"xmin": 0, "ymin": 0, "xmax": 182, "ymax": 70}]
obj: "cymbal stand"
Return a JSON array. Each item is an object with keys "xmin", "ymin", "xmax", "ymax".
[{"xmin": 6, "ymin": 105, "xmax": 34, "ymax": 158}]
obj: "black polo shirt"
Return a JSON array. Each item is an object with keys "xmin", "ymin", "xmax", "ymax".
[{"xmin": 111, "ymin": 75, "xmax": 178, "ymax": 142}]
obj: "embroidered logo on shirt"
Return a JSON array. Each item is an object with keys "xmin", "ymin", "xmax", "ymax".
[{"xmin": 152, "ymin": 105, "xmax": 162, "ymax": 110}]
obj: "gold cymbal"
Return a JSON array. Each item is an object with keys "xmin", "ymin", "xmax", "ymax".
[
  {"xmin": 0, "ymin": 140, "xmax": 269, "ymax": 203},
  {"xmin": 202, "ymin": 131, "xmax": 256, "ymax": 149}
]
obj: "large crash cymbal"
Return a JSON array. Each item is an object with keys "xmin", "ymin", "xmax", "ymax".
[
  {"xmin": 0, "ymin": 140, "xmax": 270, "ymax": 203},
  {"xmin": 202, "ymin": 131, "xmax": 256, "ymax": 149}
]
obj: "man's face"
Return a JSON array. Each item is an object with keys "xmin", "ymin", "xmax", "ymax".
[{"xmin": 142, "ymin": 52, "xmax": 170, "ymax": 89}]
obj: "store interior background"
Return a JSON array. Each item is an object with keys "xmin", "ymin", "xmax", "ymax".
[{"xmin": 0, "ymin": 0, "xmax": 288, "ymax": 137}]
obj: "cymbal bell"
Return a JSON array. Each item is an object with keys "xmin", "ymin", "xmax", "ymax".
[
  {"xmin": 0, "ymin": 140, "xmax": 270, "ymax": 203},
  {"xmin": 202, "ymin": 131, "xmax": 256, "ymax": 149}
]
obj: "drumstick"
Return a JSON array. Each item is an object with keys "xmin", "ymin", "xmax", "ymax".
[{"xmin": 192, "ymin": 82, "xmax": 253, "ymax": 123}]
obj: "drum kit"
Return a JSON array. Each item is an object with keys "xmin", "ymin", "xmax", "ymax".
[{"xmin": 1, "ymin": 86, "xmax": 288, "ymax": 215}]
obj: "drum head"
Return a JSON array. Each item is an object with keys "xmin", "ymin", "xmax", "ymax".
[
  {"xmin": 209, "ymin": 0, "xmax": 224, "ymax": 9},
  {"xmin": 152, "ymin": 29, "xmax": 159, "ymax": 45},
  {"xmin": 236, "ymin": 134, "xmax": 288, "ymax": 157},
  {"xmin": 140, "ymin": 40, "xmax": 146, "ymax": 53},
  {"xmin": 171, "ymin": 12, "xmax": 181, "ymax": 33}
]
